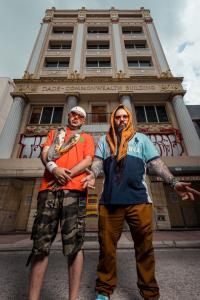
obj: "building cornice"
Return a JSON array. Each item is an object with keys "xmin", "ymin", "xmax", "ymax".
[{"xmin": 13, "ymin": 76, "xmax": 184, "ymax": 85}]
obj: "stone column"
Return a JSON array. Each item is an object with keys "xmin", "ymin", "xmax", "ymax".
[
  {"xmin": 146, "ymin": 21, "xmax": 169, "ymax": 73},
  {"xmin": 120, "ymin": 94, "xmax": 133, "ymax": 113},
  {"xmin": 120, "ymin": 94, "xmax": 138, "ymax": 125},
  {"xmin": 62, "ymin": 95, "xmax": 79, "ymax": 125},
  {"xmin": 26, "ymin": 22, "xmax": 49, "ymax": 75},
  {"xmin": 0, "ymin": 96, "xmax": 26, "ymax": 158},
  {"xmin": 172, "ymin": 95, "xmax": 200, "ymax": 156},
  {"xmin": 72, "ymin": 12, "xmax": 85, "ymax": 74},
  {"xmin": 11, "ymin": 101, "xmax": 31, "ymax": 158},
  {"xmin": 111, "ymin": 14, "xmax": 125, "ymax": 73}
]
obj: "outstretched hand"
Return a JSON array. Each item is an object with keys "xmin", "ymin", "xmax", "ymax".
[
  {"xmin": 174, "ymin": 182, "xmax": 200, "ymax": 201},
  {"xmin": 81, "ymin": 168, "xmax": 95, "ymax": 189}
]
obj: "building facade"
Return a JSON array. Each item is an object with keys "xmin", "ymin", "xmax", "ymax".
[
  {"xmin": 0, "ymin": 7, "xmax": 200, "ymax": 232},
  {"xmin": 187, "ymin": 105, "xmax": 200, "ymax": 138}
]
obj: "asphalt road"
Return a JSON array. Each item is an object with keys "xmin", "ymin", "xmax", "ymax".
[{"xmin": 0, "ymin": 249, "xmax": 199, "ymax": 300}]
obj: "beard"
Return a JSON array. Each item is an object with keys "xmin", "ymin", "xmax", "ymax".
[{"xmin": 115, "ymin": 123, "xmax": 126, "ymax": 134}]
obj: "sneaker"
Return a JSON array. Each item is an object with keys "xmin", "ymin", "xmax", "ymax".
[{"xmin": 95, "ymin": 294, "xmax": 110, "ymax": 300}]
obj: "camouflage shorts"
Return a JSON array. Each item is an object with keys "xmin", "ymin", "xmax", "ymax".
[{"xmin": 28, "ymin": 189, "xmax": 86, "ymax": 264}]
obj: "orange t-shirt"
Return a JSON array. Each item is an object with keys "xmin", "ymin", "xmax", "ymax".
[{"xmin": 40, "ymin": 128, "xmax": 95, "ymax": 192}]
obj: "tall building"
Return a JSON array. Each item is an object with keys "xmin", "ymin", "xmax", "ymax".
[
  {"xmin": 0, "ymin": 77, "xmax": 15, "ymax": 157},
  {"xmin": 0, "ymin": 7, "xmax": 200, "ymax": 232}
]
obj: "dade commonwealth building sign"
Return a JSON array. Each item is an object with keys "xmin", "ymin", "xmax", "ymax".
[{"xmin": 15, "ymin": 82, "xmax": 184, "ymax": 95}]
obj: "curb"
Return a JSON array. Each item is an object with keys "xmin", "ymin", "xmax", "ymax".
[{"xmin": 0, "ymin": 240, "xmax": 200, "ymax": 252}]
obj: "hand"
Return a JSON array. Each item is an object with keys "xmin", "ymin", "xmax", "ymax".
[
  {"xmin": 52, "ymin": 167, "xmax": 72, "ymax": 185},
  {"xmin": 81, "ymin": 168, "xmax": 95, "ymax": 189},
  {"xmin": 174, "ymin": 182, "xmax": 200, "ymax": 201}
]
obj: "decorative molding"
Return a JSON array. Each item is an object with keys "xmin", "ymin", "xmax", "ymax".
[
  {"xmin": 115, "ymin": 70, "xmax": 126, "ymax": 79},
  {"xmin": 160, "ymin": 69, "xmax": 173, "ymax": 78},
  {"xmin": 23, "ymin": 71, "xmax": 34, "ymax": 80},
  {"xmin": 25, "ymin": 125, "xmax": 56, "ymax": 135},
  {"xmin": 110, "ymin": 7, "xmax": 119, "ymax": 23},
  {"xmin": 14, "ymin": 76, "xmax": 184, "ymax": 85},
  {"xmin": 65, "ymin": 92, "xmax": 80, "ymax": 98},
  {"xmin": 78, "ymin": 7, "xmax": 86, "ymax": 22},
  {"xmin": 11, "ymin": 92, "xmax": 29, "ymax": 103},
  {"xmin": 142, "ymin": 9, "xmax": 153, "ymax": 23},
  {"xmin": 43, "ymin": 8, "xmax": 55, "ymax": 23},
  {"xmin": 68, "ymin": 70, "xmax": 81, "ymax": 80}
]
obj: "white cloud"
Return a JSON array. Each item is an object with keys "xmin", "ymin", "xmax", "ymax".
[{"xmin": 163, "ymin": 1, "xmax": 200, "ymax": 104}]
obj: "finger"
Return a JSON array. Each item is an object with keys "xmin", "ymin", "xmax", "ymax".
[
  {"xmin": 181, "ymin": 194, "xmax": 189, "ymax": 201},
  {"xmin": 58, "ymin": 177, "xmax": 66, "ymax": 185},
  {"xmin": 81, "ymin": 178, "xmax": 86, "ymax": 183},
  {"xmin": 47, "ymin": 180, "xmax": 55, "ymax": 187},
  {"xmin": 64, "ymin": 173, "xmax": 72, "ymax": 180},
  {"xmin": 81, "ymin": 177, "xmax": 87, "ymax": 183},
  {"xmin": 62, "ymin": 173, "xmax": 72, "ymax": 181},
  {"xmin": 88, "ymin": 185, "xmax": 95, "ymax": 189},
  {"xmin": 187, "ymin": 192, "xmax": 194, "ymax": 201},
  {"xmin": 186, "ymin": 186, "xmax": 200, "ymax": 196},
  {"xmin": 181, "ymin": 182, "xmax": 191, "ymax": 186},
  {"xmin": 85, "ymin": 168, "xmax": 92, "ymax": 174},
  {"xmin": 64, "ymin": 169, "xmax": 72, "ymax": 174},
  {"xmin": 82, "ymin": 182, "xmax": 88, "ymax": 189}
]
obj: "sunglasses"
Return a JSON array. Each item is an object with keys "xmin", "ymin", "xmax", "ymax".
[
  {"xmin": 70, "ymin": 111, "xmax": 85, "ymax": 119},
  {"xmin": 115, "ymin": 115, "xmax": 129, "ymax": 120}
]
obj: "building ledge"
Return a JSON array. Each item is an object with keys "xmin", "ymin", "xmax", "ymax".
[
  {"xmin": 0, "ymin": 158, "xmax": 44, "ymax": 177},
  {"xmin": 161, "ymin": 156, "xmax": 200, "ymax": 175}
]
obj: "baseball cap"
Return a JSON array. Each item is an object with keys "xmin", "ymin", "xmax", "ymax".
[{"xmin": 70, "ymin": 106, "xmax": 86, "ymax": 118}]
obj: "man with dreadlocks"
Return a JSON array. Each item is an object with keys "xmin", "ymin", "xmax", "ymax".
[
  {"xmin": 82, "ymin": 104, "xmax": 200, "ymax": 300},
  {"xmin": 28, "ymin": 106, "xmax": 94, "ymax": 300}
]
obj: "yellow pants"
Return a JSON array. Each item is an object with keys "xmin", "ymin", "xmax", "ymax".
[{"xmin": 96, "ymin": 204, "xmax": 160, "ymax": 300}]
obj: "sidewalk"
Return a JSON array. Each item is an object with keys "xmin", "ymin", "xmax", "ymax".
[{"xmin": 0, "ymin": 230, "xmax": 200, "ymax": 251}]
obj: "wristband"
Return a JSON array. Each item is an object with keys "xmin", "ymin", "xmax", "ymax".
[
  {"xmin": 169, "ymin": 177, "xmax": 180, "ymax": 189},
  {"xmin": 46, "ymin": 161, "xmax": 58, "ymax": 173}
]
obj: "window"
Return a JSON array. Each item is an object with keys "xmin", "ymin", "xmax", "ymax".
[
  {"xmin": 86, "ymin": 58, "xmax": 111, "ymax": 68},
  {"xmin": 52, "ymin": 27, "xmax": 73, "ymax": 34},
  {"xmin": 125, "ymin": 41, "xmax": 147, "ymax": 49},
  {"xmin": 128, "ymin": 58, "xmax": 152, "ymax": 67},
  {"xmin": 91, "ymin": 105, "xmax": 107, "ymax": 123},
  {"xmin": 119, "ymin": 14, "xmax": 142, "ymax": 18},
  {"xmin": 53, "ymin": 14, "xmax": 78, "ymax": 18},
  {"xmin": 88, "ymin": 27, "xmax": 109, "ymax": 34},
  {"xmin": 48, "ymin": 41, "xmax": 71, "ymax": 50},
  {"xmin": 87, "ymin": 41, "xmax": 109, "ymax": 49},
  {"xmin": 29, "ymin": 106, "xmax": 63, "ymax": 125},
  {"xmin": 122, "ymin": 26, "xmax": 143, "ymax": 34},
  {"xmin": 135, "ymin": 105, "xmax": 168, "ymax": 123},
  {"xmin": 45, "ymin": 59, "xmax": 69, "ymax": 68}
]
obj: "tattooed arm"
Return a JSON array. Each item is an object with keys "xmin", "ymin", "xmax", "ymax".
[
  {"xmin": 147, "ymin": 157, "xmax": 174, "ymax": 185},
  {"xmin": 91, "ymin": 157, "xmax": 104, "ymax": 178},
  {"xmin": 81, "ymin": 157, "xmax": 103, "ymax": 188},
  {"xmin": 147, "ymin": 157, "xmax": 200, "ymax": 201}
]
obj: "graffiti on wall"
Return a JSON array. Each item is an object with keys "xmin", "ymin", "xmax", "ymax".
[
  {"xmin": 146, "ymin": 133, "xmax": 183, "ymax": 156},
  {"xmin": 19, "ymin": 135, "xmax": 46, "ymax": 158},
  {"xmin": 19, "ymin": 131, "xmax": 183, "ymax": 158}
]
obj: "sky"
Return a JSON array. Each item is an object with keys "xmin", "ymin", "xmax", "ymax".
[{"xmin": 0, "ymin": 0, "xmax": 200, "ymax": 105}]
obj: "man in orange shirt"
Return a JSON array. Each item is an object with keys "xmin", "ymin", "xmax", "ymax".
[{"xmin": 28, "ymin": 106, "xmax": 94, "ymax": 300}]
